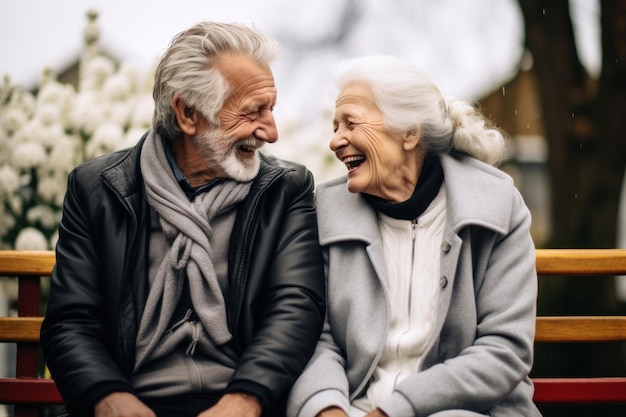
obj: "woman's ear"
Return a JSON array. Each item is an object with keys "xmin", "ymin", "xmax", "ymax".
[
  {"xmin": 172, "ymin": 95, "xmax": 198, "ymax": 136},
  {"xmin": 402, "ymin": 126, "xmax": 421, "ymax": 151}
]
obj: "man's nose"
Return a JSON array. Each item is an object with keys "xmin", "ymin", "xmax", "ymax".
[{"xmin": 255, "ymin": 111, "xmax": 278, "ymax": 143}]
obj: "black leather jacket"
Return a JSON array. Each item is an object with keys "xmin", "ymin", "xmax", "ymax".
[{"xmin": 40, "ymin": 134, "xmax": 326, "ymax": 417}]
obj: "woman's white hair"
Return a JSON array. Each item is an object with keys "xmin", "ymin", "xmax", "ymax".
[
  {"xmin": 152, "ymin": 22, "xmax": 280, "ymax": 139},
  {"xmin": 333, "ymin": 55, "xmax": 508, "ymax": 166}
]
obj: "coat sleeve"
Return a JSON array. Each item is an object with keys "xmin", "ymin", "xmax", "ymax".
[
  {"xmin": 380, "ymin": 188, "xmax": 539, "ymax": 417},
  {"xmin": 40, "ymin": 167, "xmax": 134, "ymax": 417},
  {"xmin": 286, "ymin": 286, "xmax": 354, "ymax": 417}
]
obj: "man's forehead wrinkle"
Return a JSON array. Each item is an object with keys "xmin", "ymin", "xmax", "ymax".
[{"xmin": 240, "ymin": 88, "xmax": 276, "ymax": 110}]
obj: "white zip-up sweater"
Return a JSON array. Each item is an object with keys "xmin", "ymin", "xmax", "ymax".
[{"xmin": 354, "ymin": 186, "xmax": 447, "ymax": 412}]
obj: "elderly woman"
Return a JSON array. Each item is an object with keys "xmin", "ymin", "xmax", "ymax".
[{"xmin": 287, "ymin": 56, "xmax": 541, "ymax": 417}]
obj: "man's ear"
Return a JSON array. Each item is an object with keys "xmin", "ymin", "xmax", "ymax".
[
  {"xmin": 172, "ymin": 95, "xmax": 198, "ymax": 136},
  {"xmin": 402, "ymin": 126, "xmax": 421, "ymax": 151}
]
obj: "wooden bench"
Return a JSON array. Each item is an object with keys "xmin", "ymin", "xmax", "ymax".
[
  {"xmin": 0, "ymin": 250, "xmax": 61, "ymax": 417},
  {"xmin": 532, "ymin": 249, "xmax": 626, "ymax": 407},
  {"xmin": 1, "ymin": 249, "xmax": 626, "ymax": 415}
]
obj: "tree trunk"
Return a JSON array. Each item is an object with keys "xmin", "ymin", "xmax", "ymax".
[{"xmin": 517, "ymin": 1, "xmax": 626, "ymax": 415}]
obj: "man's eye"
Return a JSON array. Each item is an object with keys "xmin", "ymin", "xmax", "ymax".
[{"xmin": 247, "ymin": 107, "xmax": 272, "ymax": 120}]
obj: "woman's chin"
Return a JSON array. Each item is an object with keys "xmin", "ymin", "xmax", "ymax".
[{"xmin": 346, "ymin": 179, "xmax": 365, "ymax": 195}]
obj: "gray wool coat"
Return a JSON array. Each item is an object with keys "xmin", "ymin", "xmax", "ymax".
[{"xmin": 287, "ymin": 152, "xmax": 542, "ymax": 417}]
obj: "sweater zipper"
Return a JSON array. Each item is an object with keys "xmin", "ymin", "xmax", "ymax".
[
  {"xmin": 394, "ymin": 218, "xmax": 418, "ymax": 385},
  {"xmin": 409, "ymin": 218, "xmax": 418, "ymax": 317},
  {"xmin": 187, "ymin": 321, "xmax": 202, "ymax": 390}
]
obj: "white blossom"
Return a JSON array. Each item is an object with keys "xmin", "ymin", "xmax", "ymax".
[
  {"xmin": 14, "ymin": 227, "xmax": 49, "ymax": 250},
  {"xmin": 26, "ymin": 205, "xmax": 59, "ymax": 230},
  {"xmin": 69, "ymin": 90, "xmax": 104, "ymax": 135},
  {"xmin": 36, "ymin": 81, "xmax": 75, "ymax": 117},
  {"xmin": 12, "ymin": 119, "xmax": 45, "ymax": 145},
  {"xmin": 36, "ymin": 175, "xmax": 67, "ymax": 207},
  {"xmin": 119, "ymin": 127, "xmax": 146, "ymax": 151},
  {"xmin": 0, "ymin": 165, "xmax": 20, "ymax": 197},
  {"xmin": 11, "ymin": 142, "xmax": 47, "ymax": 170},
  {"xmin": 0, "ymin": 107, "xmax": 30, "ymax": 135},
  {"xmin": 3, "ymin": 193, "xmax": 22, "ymax": 218},
  {"xmin": 85, "ymin": 122, "xmax": 124, "ymax": 159},
  {"xmin": 31, "ymin": 123, "xmax": 68, "ymax": 151},
  {"xmin": 118, "ymin": 62, "xmax": 143, "ymax": 88},
  {"xmin": 81, "ymin": 55, "xmax": 116, "ymax": 91},
  {"xmin": 0, "ymin": 133, "xmax": 10, "ymax": 166},
  {"xmin": 35, "ymin": 103, "xmax": 62, "ymax": 126},
  {"xmin": 103, "ymin": 71, "xmax": 134, "ymax": 102},
  {"xmin": 10, "ymin": 90, "xmax": 36, "ymax": 118},
  {"xmin": 44, "ymin": 136, "xmax": 81, "ymax": 176},
  {"xmin": 106, "ymin": 100, "xmax": 133, "ymax": 127},
  {"xmin": 130, "ymin": 94, "xmax": 155, "ymax": 129}
]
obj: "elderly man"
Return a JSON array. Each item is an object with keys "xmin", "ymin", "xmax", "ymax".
[{"xmin": 41, "ymin": 22, "xmax": 325, "ymax": 417}]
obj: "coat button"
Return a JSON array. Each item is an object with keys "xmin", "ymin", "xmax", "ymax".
[
  {"xmin": 441, "ymin": 241, "xmax": 451, "ymax": 253},
  {"xmin": 440, "ymin": 276, "xmax": 448, "ymax": 288}
]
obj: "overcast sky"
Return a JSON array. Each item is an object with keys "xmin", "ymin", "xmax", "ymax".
[
  {"xmin": 1, "ymin": 0, "xmax": 601, "ymax": 127},
  {"xmin": 1, "ymin": 0, "xmax": 526, "ymax": 94}
]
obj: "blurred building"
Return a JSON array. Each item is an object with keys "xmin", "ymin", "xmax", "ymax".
[{"xmin": 478, "ymin": 56, "xmax": 551, "ymax": 246}]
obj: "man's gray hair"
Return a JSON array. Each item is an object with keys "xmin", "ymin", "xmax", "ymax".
[{"xmin": 152, "ymin": 22, "xmax": 280, "ymax": 139}]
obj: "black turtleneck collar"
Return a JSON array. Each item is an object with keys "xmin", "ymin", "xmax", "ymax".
[{"xmin": 363, "ymin": 154, "xmax": 444, "ymax": 220}]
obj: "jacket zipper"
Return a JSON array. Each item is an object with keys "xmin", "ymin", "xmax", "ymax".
[
  {"xmin": 102, "ymin": 173, "xmax": 139, "ymax": 376},
  {"xmin": 227, "ymin": 167, "xmax": 290, "ymax": 334}
]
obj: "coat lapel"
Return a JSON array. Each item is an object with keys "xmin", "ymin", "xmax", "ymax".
[{"xmin": 316, "ymin": 176, "xmax": 389, "ymax": 291}]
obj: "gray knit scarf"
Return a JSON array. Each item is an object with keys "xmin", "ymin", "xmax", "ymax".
[{"xmin": 135, "ymin": 131, "xmax": 252, "ymax": 370}]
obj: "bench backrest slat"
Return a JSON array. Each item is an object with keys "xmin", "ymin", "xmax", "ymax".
[
  {"xmin": 0, "ymin": 250, "xmax": 55, "ymax": 275},
  {"xmin": 0, "ymin": 317, "xmax": 44, "ymax": 343},
  {"xmin": 4, "ymin": 249, "xmax": 623, "ymax": 275},
  {"xmin": 3, "ymin": 316, "xmax": 625, "ymax": 345},
  {"xmin": 536, "ymin": 248, "xmax": 626, "ymax": 275},
  {"xmin": 536, "ymin": 316, "xmax": 626, "ymax": 342}
]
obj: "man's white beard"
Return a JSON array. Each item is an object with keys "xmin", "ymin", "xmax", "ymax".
[{"xmin": 194, "ymin": 128, "xmax": 263, "ymax": 182}]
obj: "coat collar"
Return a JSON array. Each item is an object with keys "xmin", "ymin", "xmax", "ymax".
[{"xmin": 316, "ymin": 152, "xmax": 515, "ymax": 246}]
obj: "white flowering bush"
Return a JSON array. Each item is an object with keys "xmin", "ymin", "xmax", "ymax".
[
  {"xmin": 0, "ymin": 10, "xmax": 342, "ymax": 251},
  {"xmin": 0, "ymin": 10, "xmax": 154, "ymax": 250}
]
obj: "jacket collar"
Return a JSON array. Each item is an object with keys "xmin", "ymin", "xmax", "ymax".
[
  {"xmin": 100, "ymin": 132, "xmax": 148, "ymax": 199},
  {"xmin": 316, "ymin": 152, "xmax": 515, "ymax": 246}
]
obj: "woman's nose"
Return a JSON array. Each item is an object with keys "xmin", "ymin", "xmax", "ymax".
[{"xmin": 329, "ymin": 130, "xmax": 348, "ymax": 152}]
